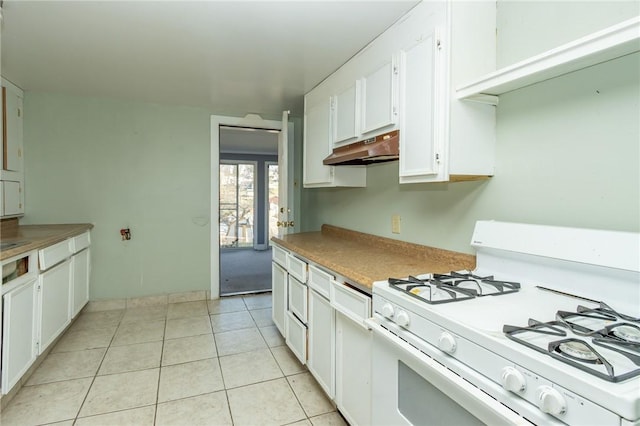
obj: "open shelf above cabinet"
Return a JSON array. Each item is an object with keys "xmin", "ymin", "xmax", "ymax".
[{"xmin": 456, "ymin": 17, "xmax": 640, "ymax": 105}]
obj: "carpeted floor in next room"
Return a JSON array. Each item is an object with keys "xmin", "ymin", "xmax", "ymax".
[{"xmin": 220, "ymin": 248, "xmax": 272, "ymax": 295}]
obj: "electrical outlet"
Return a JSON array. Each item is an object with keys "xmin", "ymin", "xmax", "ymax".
[{"xmin": 392, "ymin": 214, "xmax": 401, "ymax": 234}]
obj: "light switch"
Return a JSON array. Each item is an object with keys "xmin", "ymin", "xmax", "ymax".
[{"xmin": 392, "ymin": 214, "xmax": 401, "ymax": 234}]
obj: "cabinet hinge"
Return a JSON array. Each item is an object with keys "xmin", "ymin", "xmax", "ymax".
[
  {"xmin": 393, "ymin": 106, "xmax": 398, "ymax": 116},
  {"xmin": 18, "ymin": 148, "xmax": 22, "ymax": 158},
  {"xmin": 393, "ymin": 65, "xmax": 399, "ymax": 75},
  {"xmin": 435, "ymin": 153, "xmax": 440, "ymax": 162},
  {"xmin": 436, "ymin": 39, "xmax": 442, "ymax": 50},
  {"xmin": 18, "ymin": 108, "xmax": 21, "ymax": 118}
]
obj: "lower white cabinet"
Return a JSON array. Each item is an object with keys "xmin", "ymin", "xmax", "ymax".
[
  {"xmin": 285, "ymin": 310, "xmax": 307, "ymax": 364},
  {"xmin": 39, "ymin": 259, "xmax": 72, "ymax": 353},
  {"xmin": 308, "ymin": 288, "xmax": 335, "ymax": 398},
  {"xmin": 1, "ymin": 279, "xmax": 38, "ymax": 392},
  {"xmin": 71, "ymin": 248, "xmax": 90, "ymax": 318},
  {"xmin": 271, "ymin": 261, "xmax": 287, "ymax": 336},
  {"xmin": 335, "ymin": 311, "xmax": 372, "ymax": 426}
]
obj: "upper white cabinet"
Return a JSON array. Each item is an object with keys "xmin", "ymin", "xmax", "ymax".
[
  {"xmin": 360, "ymin": 59, "xmax": 398, "ymax": 135},
  {"xmin": 303, "ymin": 96, "xmax": 366, "ymax": 188},
  {"xmin": 303, "ymin": 1, "xmax": 497, "ymax": 185},
  {"xmin": 399, "ymin": 29, "xmax": 441, "ymax": 181},
  {"xmin": 1, "ymin": 78, "xmax": 25, "ymax": 217},
  {"xmin": 331, "ymin": 82, "xmax": 359, "ymax": 145}
]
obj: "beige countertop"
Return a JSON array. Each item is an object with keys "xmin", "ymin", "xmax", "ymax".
[
  {"xmin": 0, "ymin": 223, "xmax": 94, "ymax": 261},
  {"xmin": 272, "ymin": 224, "xmax": 475, "ymax": 291}
]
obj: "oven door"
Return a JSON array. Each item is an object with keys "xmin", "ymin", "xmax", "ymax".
[{"xmin": 367, "ymin": 319, "xmax": 529, "ymax": 426}]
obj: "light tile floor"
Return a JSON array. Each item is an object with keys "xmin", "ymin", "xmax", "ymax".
[{"xmin": 2, "ymin": 293, "xmax": 348, "ymax": 426}]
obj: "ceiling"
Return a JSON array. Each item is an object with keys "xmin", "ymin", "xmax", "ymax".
[{"xmin": 0, "ymin": 0, "xmax": 420, "ymax": 118}]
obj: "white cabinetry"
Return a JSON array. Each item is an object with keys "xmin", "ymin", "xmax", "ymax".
[
  {"xmin": 0, "ymin": 231, "xmax": 91, "ymax": 395},
  {"xmin": 1, "ymin": 180, "xmax": 23, "ymax": 216},
  {"xmin": 303, "ymin": 97, "xmax": 366, "ymax": 188},
  {"xmin": 1, "ymin": 78, "xmax": 25, "ymax": 217},
  {"xmin": 361, "ymin": 58, "xmax": 397, "ymax": 135},
  {"xmin": 335, "ymin": 311, "xmax": 372, "ymax": 426},
  {"xmin": 308, "ymin": 285, "xmax": 335, "ymax": 398},
  {"xmin": 331, "ymin": 279, "xmax": 372, "ymax": 426},
  {"xmin": 270, "ymin": 243, "xmax": 372, "ymax": 423},
  {"xmin": 39, "ymin": 259, "xmax": 72, "ymax": 352},
  {"xmin": 71, "ymin": 248, "xmax": 90, "ymax": 318},
  {"xmin": 303, "ymin": 1, "xmax": 496, "ymax": 185},
  {"xmin": 331, "ymin": 82, "xmax": 359, "ymax": 145},
  {"xmin": 1, "ymin": 278, "xmax": 38, "ymax": 393},
  {"xmin": 272, "ymin": 260, "xmax": 288, "ymax": 336}
]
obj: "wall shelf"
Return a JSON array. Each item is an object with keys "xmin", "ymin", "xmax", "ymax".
[{"xmin": 456, "ymin": 17, "xmax": 640, "ymax": 105}]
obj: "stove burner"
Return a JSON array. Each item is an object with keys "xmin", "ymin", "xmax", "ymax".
[
  {"xmin": 388, "ymin": 271, "xmax": 519, "ymax": 304},
  {"xmin": 612, "ymin": 325, "xmax": 640, "ymax": 343},
  {"xmin": 388, "ymin": 276, "xmax": 477, "ymax": 304},
  {"xmin": 433, "ymin": 271, "xmax": 520, "ymax": 296},
  {"xmin": 504, "ymin": 312, "xmax": 640, "ymax": 382},
  {"xmin": 556, "ymin": 340, "xmax": 600, "ymax": 363}
]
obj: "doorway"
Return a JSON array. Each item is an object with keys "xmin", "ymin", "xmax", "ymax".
[
  {"xmin": 211, "ymin": 113, "xmax": 294, "ymax": 300},
  {"xmin": 218, "ymin": 155, "xmax": 276, "ymax": 296}
]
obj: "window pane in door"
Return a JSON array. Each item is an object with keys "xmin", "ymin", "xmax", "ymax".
[
  {"xmin": 268, "ymin": 164, "xmax": 279, "ymax": 243},
  {"xmin": 237, "ymin": 164, "xmax": 255, "ymax": 248}
]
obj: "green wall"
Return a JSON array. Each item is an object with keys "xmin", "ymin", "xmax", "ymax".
[
  {"xmin": 302, "ymin": 3, "xmax": 640, "ymax": 253},
  {"xmin": 22, "ymin": 94, "xmax": 213, "ymax": 299}
]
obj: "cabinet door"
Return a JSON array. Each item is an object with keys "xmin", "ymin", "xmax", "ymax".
[
  {"xmin": 3, "ymin": 85, "xmax": 23, "ymax": 172},
  {"xmin": 361, "ymin": 59, "xmax": 397, "ymax": 135},
  {"xmin": 2, "ymin": 279, "xmax": 38, "ymax": 393},
  {"xmin": 303, "ymin": 99, "xmax": 333, "ymax": 186},
  {"xmin": 335, "ymin": 311, "xmax": 372, "ymax": 426},
  {"xmin": 2, "ymin": 180, "xmax": 23, "ymax": 216},
  {"xmin": 308, "ymin": 289, "xmax": 335, "ymax": 399},
  {"xmin": 399, "ymin": 30, "xmax": 444, "ymax": 183},
  {"xmin": 285, "ymin": 310, "xmax": 307, "ymax": 365},
  {"xmin": 332, "ymin": 82, "xmax": 359, "ymax": 145},
  {"xmin": 272, "ymin": 261, "xmax": 287, "ymax": 336},
  {"xmin": 288, "ymin": 276, "xmax": 308, "ymax": 324},
  {"xmin": 71, "ymin": 248, "xmax": 90, "ymax": 318},
  {"xmin": 39, "ymin": 259, "xmax": 72, "ymax": 353}
]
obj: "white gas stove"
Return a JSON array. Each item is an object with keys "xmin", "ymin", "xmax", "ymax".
[{"xmin": 369, "ymin": 221, "xmax": 640, "ymax": 426}]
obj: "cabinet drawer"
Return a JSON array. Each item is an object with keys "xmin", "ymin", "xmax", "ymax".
[
  {"xmin": 330, "ymin": 280, "xmax": 371, "ymax": 325},
  {"xmin": 272, "ymin": 245, "xmax": 288, "ymax": 268},
  {"xmin": 286, "ymin": 311, "xmax": 307, "ymax": 365},
  {"xmin": 70, "ymin": 232, "xmax": 90, "ymax": 253},
  {"xmin": 308, "ymin": 265, "xmax": 333, "ymax": 300},
  {"xmin": 288, "ymin": 276, "xmax": 308, "ymax": 324},
  {"xmin": 38, "ymin": 240, "xmax": 72, "ymax": 271},
  {"xmin": 287, "ymin": 254, "xmax": 308, "ymax": 283}
]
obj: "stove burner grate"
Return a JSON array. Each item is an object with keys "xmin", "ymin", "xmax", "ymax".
[
  {"xmin": 388, "ymin": 271, "xmax": 519, "ymax": 304},
  {"xmin": 504, "ymin": 317, "xmax": 640, "ymax": 382},
  {"xmin": 388, "ymin": 276, "xmax": 477, "ymax": 304},
  {"xmin": 433, "ymin": 271, "xmax": 521, "ymax": 296}
]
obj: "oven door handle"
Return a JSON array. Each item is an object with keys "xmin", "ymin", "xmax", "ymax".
[{"xmin": 366, "ymin": 319, "xmax": 530, "ymax": 426}]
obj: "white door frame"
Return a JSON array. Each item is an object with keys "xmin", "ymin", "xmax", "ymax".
[{"xmin": 211, "ymin": 114, "xmax": 291, "ymax": 300}]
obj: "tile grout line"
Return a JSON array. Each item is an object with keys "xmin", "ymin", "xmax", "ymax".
[{"xmin": 72, "ymin": 310, "xmax": 125, "ymax": 424}]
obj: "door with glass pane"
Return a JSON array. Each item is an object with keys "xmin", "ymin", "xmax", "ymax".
[
  {"xmin": 219, "ymin": 162, "xmax": 256, "ymax": 248},
  {"xmin": 267, "ymin": 162, "xmax": 279, "ymax": 245}
]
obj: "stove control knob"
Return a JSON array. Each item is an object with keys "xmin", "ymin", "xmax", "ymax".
[
  {"xmin": 438, "ymin": 332, "xmax": 457, "ymax": 354},
  {"xmin": 501, "ymin": 367, "xmax": 526, "ymax": 393},
  {"xmin": 381, "ymin": 303, "xmax": 395, "ymax": 319},
  {"xmin": 537, "ymin": 386, "xmax": 566, "ymax": 416},
  {"xmin": 395, "ymin": 310, "xmax": 410, "ymax": 328}
]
